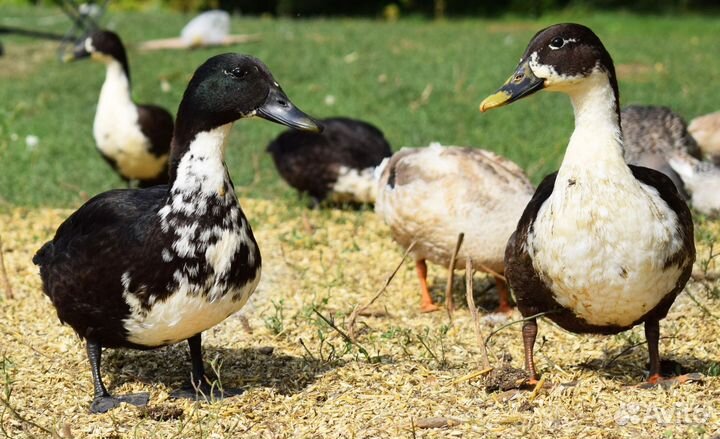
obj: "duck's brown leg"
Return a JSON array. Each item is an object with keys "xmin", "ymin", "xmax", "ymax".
[
  {"xmin": 416, "ymin": 259, "xmax": 439, "ymax": 313},
  {"xmin": 640, "ymin": 318, "xmax": 699, "ymax": 388},
  {"xmin": 645, "ymin": 318, "xmax": 662, "ymax": 384},
  {"xmin": 522, "ymin": 318, "xmax": 540, "ymax": 383},
  {"xmin": 493, "ymin": 275, "xmax": 513, "ymax": 313}
]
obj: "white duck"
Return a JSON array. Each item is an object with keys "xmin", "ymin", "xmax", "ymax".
[{"xmin": 375, "ymin": 143, "xmax": 534, "ymax": 313}]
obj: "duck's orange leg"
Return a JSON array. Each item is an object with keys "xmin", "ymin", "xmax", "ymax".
[
  {"xmin": 416, "ymin": 259, "xmax": 439, "ymax": 313},
  {"xmin": 494, "ymin": 275, "xmax": 513, "ymax": 314}
]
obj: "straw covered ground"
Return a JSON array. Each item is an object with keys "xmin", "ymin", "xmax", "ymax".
[{"xmin": 1, "ymin": 200, "xmax": 720, "ymax": 438}]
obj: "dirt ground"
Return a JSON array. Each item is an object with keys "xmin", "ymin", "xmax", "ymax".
[{"xmin": 1, "ymin": 200, "xmax": 719, "ymax": 438}]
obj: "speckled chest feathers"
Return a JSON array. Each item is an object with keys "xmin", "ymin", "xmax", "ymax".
[{"xmin": 123, "ymin": 125, "xmax": 261, "ymax": 347}]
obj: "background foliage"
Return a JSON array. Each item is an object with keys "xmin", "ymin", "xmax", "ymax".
[{"xmin": 8, "ymin": 0, "xmax": 720, "ymax": 16}]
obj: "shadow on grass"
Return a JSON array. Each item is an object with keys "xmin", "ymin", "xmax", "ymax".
[
  {"xmin": 576, "ymin": 347, "xmax": 711, "ymax": 385},
  {"xmin": 429, "ymin": 274, "xmax": 514, "ymax": 312},
  {"xmin": 104, "ymin": 345, "xmax": 339, "ymax": 396}
]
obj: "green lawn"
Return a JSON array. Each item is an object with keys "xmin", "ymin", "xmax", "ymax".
[{"xmin": 0, "ymin": 6, "xmax": 719, "ymax": 208}]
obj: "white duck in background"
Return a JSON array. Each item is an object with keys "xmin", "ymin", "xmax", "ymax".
[
  {"xmin": 375, "ymin": 143, "xmax": 534, "ymax": 313},
  {"xmin": 688, "ymin": 111, "xmax": 720, "ymax": 165}
]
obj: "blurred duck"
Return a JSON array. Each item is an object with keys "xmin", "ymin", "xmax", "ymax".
[
  {"xmin": 67, "ymin": 30, "xmax": 174, "ymax": 187},
  {"xmin": 375, "ymin": 143, "xmax": 534, "ymax": 313},
  {"xmin": 480, "ymin": 23, "xmax": 694, "ymax": 385},
  {"xmin": 34, "ymin": 54, "xmax": 321, "ymax": 413},
  {"xmin": 688, "ymin": 111, "xmax": 720, "ymax": 165},
  {"xmin": 267, "ymin": 117, "xmax": 392, "ymax": 206},
  {"xmin": 622, "ymin": 105, "xmax": 720, "ymax": 216}
]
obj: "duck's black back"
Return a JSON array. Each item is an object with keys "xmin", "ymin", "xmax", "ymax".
[
  {"xmin": 266, "ymin": 117, "xmax": 392, "ymax": 200},
  {"xmin": 33, "ymin": 186, "xmax": 169, "ymax": 348}
]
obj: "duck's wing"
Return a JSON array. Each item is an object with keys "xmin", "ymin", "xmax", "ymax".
[
  {"xmin": 137, "ymin": 104, "xmax": 174, "ymax": 158},
  {"xmin": 33, "ymin": 186, "xmax": 168, "ymax": 337},
  {"xmin": 628, "ymin": 164, "xmax": 695, "ymax": 270},
  {"xmin": 504, "ymin": 171, "xmax": 557, "ymax": 315}
]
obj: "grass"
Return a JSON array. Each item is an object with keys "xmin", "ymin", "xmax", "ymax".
[
  {"xmin": 2, "ymin": 201, "xmax": 720, "ymax": 438},
  {"xmin": 0, "ymin": 6, "xmax": 719, "ymax": 208}
]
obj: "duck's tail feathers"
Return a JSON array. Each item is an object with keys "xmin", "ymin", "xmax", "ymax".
[{"xmin": 32, "ymin": 241, "xmax": 54, "ymax": 266}]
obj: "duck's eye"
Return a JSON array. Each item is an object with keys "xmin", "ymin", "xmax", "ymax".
[
  {"xmin": 549, "ymin": 37, "xmax": 565, "ymax": 49},
  {"xmin": 229, "ymin": 67, "xmax": 249, "ymax": 79}
]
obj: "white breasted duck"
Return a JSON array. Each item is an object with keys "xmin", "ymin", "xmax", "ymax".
[
  {"xmin": 480, "ymin": 24, "xmax": 695, "ymax": 385},
  {"xmin": 67, "ymin": 30, "xmax": 174, "ymax": 187},
  {"xmin": 34, "ymin": 54, "xmax": 321, "ymax": 413},
  {"xmin": 622, "ymin": 105, "xmax": 720, "ymax": 216},
  {"xmin": 266, "ymin": 117, "xmax": 392, "ymax": 205},
  {"xmin": 375, "ymin": 143, "xmax": 534, "ymax": 313},
  {"xmin": 688, "ymin": 111, "xmax": 720, "ymax": 165}
]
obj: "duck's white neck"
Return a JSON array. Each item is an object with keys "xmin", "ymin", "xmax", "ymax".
[
  {"xmin": 98, "ymin": 60, "xmax": 133, "ymax": 111},
  {"xmin": 170, "ymin": 123, "xmax": 233, "ymax": 197},
  {"xmin": 559, "ymin": 73, "xmax": 625, "ymax": 174}
]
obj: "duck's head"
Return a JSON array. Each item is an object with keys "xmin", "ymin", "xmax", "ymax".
[
  {"xmin": 480, "ymin": 23, "xmax": 617, "ymax": 112},
  {"xmin": 173, "ymin": 53, "xmax": 321, "ymax": 147},
  {"xmin": 65, "ymin": 30, "xmax": 127, "ymax": 66}
]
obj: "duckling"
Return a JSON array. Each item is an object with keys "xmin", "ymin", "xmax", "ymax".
[
  {"xmin": 267, "ymin": 117, "xmax": 392, "ymax": 206},
  {"xmin": 621, "ymin": 105, "xmax": 720, "ymax": 216},
  {"xmin": 688, "ymin": 111, "xmax": 720, "ymax": 165},
  {"xmin": 480, "ymin": 24, "xmax": 695, "ymax": 385},
  {"xmin": 375, "ymin": 143, "xmax": 534, "ymax": 313},
  {"xmin": 67, "ymin": 30, "xmax": 174, "ymax": 187},
  {"xmin": 33, "ymin": 53, "xmax": 321, "ymax": 413}
]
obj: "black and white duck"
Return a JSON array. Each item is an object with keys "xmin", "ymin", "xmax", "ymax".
[
  {"xmin": 67, "ymin": 30, "xmax": 174, "ymax": 187},
  {"xmin": 480, "ymin": 24, "xmax": 695, "ymax": 385},
  {"xmin": 34, "ymin": 53, "xmax": 321, "ymax": 413},
  {"xmin": 375, "ymin": 143, "xmax": 534, "ymax": 313},
  {"xmin": 622, "ymin": 105, "xmax": 720, "ymax": 216},
  {"xmin": 266, "ymin": 117, "xmax": 392, "ymax": 205}
]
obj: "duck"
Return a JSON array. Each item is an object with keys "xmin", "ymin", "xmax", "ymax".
[
  {"xmin": 480, "ymin": 23, "xmax": 695, "ymax": 385},
  {"xmin": 67, "ymin": 30, "xmax": 174, "ymax": 187},
  {"xmin": 266, "ymin": 117, "xmax": 392, "ymax": 206},
  {"xmin": 33, "ymin": 53, "xmax": 321, "ymax": 413},
  {"xmin": 622, "ymin": 105, "xmax": 720, "ymax": 216},
  {"xmin": 688, "ymin": 111, "xmax": 720, "ymax": 165},
  {"xmin": 375, "ymin": 143, "xmax": 534, "ymax": 313},
  {"xmin": 666, "ymin": 154, "xmax": 720, "ymax": 217}
]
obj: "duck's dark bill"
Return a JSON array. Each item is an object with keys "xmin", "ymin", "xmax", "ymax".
[
  {"xmin": 257, "ymin": 87, "xmax": 322, "ymax": 133},
  {"xmin": 63, "ymin": 42, "xmax": 91, "ymax": 63},
  {"xmin": 480, "ymin": 59, "xmax": 545, "ymax": 112}
]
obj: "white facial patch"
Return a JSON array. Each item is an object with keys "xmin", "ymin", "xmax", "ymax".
[
  {"xmin": 528, "ymin": 51, "xmax": 586, "ymax": 90},
  {"xmin": 549, "ymin": 37, "xmax": 577, "ymax": 50}
]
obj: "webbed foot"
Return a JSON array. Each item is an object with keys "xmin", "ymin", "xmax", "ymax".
[
  {"xmin": 169, "ymin": 383, "xmax": 243, "ymax": 402},
  {"xmin": 90, "ymin": 393, "xmax": 149, "ymax": 414}
]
